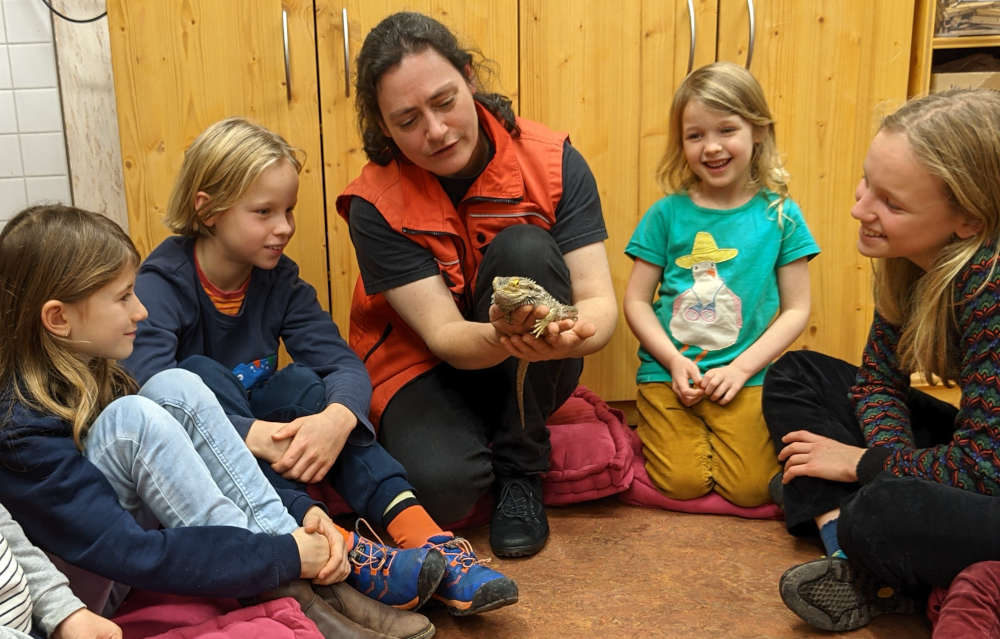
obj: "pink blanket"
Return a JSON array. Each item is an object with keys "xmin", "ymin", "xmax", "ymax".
[{"xmin": 114, "ymin": 591, "xmax": 322, "ymax": 639}]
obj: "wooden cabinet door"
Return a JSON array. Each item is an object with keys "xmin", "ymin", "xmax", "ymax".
[
  {"xmin": 717, "ymin": 0, "xmax": 914, "ymax": 364},
  {"xmin": 316, "ymin": 1, "xmax": 518, "ymax": 332},
  {"xmin": 108, "ymin": 0, "xmax": 328, "ymax": 307},
  {"xmin": 521, "ymin": 0, "xmax": 718, "ymax": 401}
]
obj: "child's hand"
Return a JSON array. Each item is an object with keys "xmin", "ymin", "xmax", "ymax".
[
  {"xmin": 778, "ymin": 431, "xmax": 865, "ymax": 484},
  {"xmin": 699, "ymin": 364, "xmax": 750, "ymax": 405},
  {"xmin": 302, "ymin": 506, "xmax": 349, "ymax": 585},
  {"xmin": 291, "ymin": 526, "xmax": 332, "ymax": 580},
  {"xmin": 245, "ymin": 419, "xmax": 292, "ymax": 463},
  {"xmin": 669, "ymin": 356, "xmax": 704, "ymax": 406},
  {"xmin": 270, "ymin": 404, "xmax": 355, "ymax": 483},
  {"xmin": 51, "ymin": 608, "xmax": 122, "ymax": 639}
]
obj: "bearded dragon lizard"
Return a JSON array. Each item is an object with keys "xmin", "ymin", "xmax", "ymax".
[{"xmin": 490, "ymin": 276, "xmax": 579, "ymax": 430}]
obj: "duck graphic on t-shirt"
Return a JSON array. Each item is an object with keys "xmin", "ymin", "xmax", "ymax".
[{"xmin": 669, "ymin": 231, "xmax": 743, "ymax": 354}]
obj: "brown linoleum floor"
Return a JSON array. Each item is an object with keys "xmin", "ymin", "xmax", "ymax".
[{"xmin": 421, "ymin": 498, "xmax": 931, "ymax": 639}]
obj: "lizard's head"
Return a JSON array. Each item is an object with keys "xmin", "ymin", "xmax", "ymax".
[{"xmin": 491, "ymin": 275, "xmax": 540, "ymax": 308}]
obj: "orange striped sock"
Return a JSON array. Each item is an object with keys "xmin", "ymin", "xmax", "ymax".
[
  {"xmin": 386, "ymin": 505, "xmax": 448, "ymax": 548},
  {"xmin": 334, "ymin": 523, "xmax": 353, "ymax": 547}
]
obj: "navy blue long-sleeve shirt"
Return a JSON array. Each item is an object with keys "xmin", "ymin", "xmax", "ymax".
[
  {"xmin": 122, "ymin": 236, "xmax": 375, "ymax": 444},
  {"xmin": 0, "ymin": 398, "xmax": 301, "ymax": 599}
]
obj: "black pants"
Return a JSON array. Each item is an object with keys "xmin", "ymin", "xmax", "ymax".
[
  {"xmin": 379, "ymin": 225, "xmax": 582, "ymax": 524},
  {"xmin": 763, "ymin": 350, "xmax": 1000, "ymax": 589}
]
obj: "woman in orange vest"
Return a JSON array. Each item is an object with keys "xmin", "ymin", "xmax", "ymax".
[{"xmin": 336, "ymin": 11, "xmax": 618, "ymax": 558}]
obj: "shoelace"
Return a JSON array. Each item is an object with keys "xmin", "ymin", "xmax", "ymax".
[
  {"xmin": 349, "ymin": 518, "xmax": 396, "ymax": 573},
  {"xmin": 496, "ymin": 479, "xmax": 538, "ymax": 521},
  {"xmin": 427, "ymin": 536, "xmax": 488, "ymax": 571}
]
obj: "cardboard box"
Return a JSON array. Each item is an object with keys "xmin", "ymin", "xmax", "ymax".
[{"xmin": 930, "ymin": 70, "xmax": 1000, "ymax": 92}]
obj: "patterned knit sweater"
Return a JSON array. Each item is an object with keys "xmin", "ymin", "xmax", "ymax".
[{"xmin": 852, "ymin": 244, "xmax": 1000, "ymax": 493}]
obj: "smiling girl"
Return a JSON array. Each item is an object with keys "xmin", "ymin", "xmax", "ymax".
[
  {"xmin": 622, "ymin": 62, "xmax": 819, "ymax": 508},
  {"xmin": 765, "ymin": 88, "xmax": 1000, "ymax": 633}
]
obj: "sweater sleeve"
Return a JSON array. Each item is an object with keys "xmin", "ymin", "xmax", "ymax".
[
  {"xmin": 279, "ymin": 268, "xmax": 376, "ymax": 444},
  {"xmin": 852, "ymin": 249, "xmax": 1000, "ymax": 493},
  {"xmin": 124, "ymin": 266, "xmax": 190, "ymax": 385},
  {"xmin": 0, "ymin": 431, "xmax": 301, "ymax": 600},
  {"xmin": 0, "ymin": 504, "xmax": 83, "ymax": 636}
]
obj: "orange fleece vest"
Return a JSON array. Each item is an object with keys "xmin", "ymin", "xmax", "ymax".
[{"xmin": 335, "ymin": 104, "xmax": 567, "ymax": 425}]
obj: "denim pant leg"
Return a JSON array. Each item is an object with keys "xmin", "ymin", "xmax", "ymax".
[
  {"xmin": 839, "ymin": 475, "xmax": 1000, "ymax": 590},
  {"xmin": 84, "ymin": 394, "xmax": 262, "ymax": 532},
  {"xmin": 179, "ymin": 355, "xmax": 314, "ymax": 494},
  {"xmin": 762, "ymin": 350, "xmax": 865, "ymax": 535},
  {"xmin": 472, "ymin": 224, "xmax": 583, "ymax": 473},
  {"xmin": 137, "ymin": 368, "xmax": 298, "ymax": 535}
]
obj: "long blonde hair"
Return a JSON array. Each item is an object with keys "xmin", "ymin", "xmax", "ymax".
[
  {"xmin": 657, "ymin": 62, "xmax": 790, "ymax": 217},
  {"xmin": 164, "ymin": 117, "xmax": 302, "ymax": 236},
  {"xmin": 873, "ymin": 89, "xmax": 1000, "ymax": 381},
  {"xmin": 0, "ymin": 205, "xmax": 140, "ymax": 448}
]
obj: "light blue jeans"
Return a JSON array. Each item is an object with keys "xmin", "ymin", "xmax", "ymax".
[{"xmin": 83, "ymin": 369, "xmax": 298, "ymax": 536}]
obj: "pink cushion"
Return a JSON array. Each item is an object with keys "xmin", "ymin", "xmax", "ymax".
[
  {"xmin": 114, "ymin": 591, "xmax": 322, "ymax": 639},
  {"xmin": 542, "ymin": 385, "xmax": 635, "ymax": 505},
  {"xmin": 618, "ymin": 425, "xmax": 783, "ymax": 519}
]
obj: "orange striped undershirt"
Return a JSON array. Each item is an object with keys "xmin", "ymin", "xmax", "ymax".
[{"xmin": 194, "ymin": 252, "xmax": 249, "ymax": 316}]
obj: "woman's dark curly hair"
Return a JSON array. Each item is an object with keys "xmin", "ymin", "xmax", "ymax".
[{"xmin": 355, "ymin": 11, "xmax": 519, "ymax": 165}]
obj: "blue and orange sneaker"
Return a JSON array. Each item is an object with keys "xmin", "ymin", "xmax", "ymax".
[
  {"xmin": 346, "ymin": 522, "xmax": 446, "ymax": 611},
  {"xmin": 423, "ymin": 534, "xmax": 518, "ymax": 616}
]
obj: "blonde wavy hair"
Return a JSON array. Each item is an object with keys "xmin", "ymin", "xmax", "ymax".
[
  {"xmin": 657, "ymin": 62, "xmax": 790, "ymax": 219},
  {"xmin": 164, "ymin": 117, "xmax": 302, "ymax": 236},
  {"xmin": 0, "ymin": 205, "xmax": 140, "ymax": 449},
  {"xmin": 872, "ymin": 89, "xmax": 1000, "ymax": 383}
]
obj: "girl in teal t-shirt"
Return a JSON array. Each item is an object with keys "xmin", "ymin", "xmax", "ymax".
[{"xmin": 623, "ymin": 62, "xmax": 819, "ymax": 507}]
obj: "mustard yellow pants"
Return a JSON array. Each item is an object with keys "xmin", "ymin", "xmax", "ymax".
[{"xmin": 635, "ymin": 382, "xmax": 779, "ymax": 507}]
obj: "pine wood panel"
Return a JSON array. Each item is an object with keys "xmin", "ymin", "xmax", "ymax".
[
  {"xmin": 107, "ymin": 0, "xmax": 329, "ymax": 307},
  {"xmin": 718, "ymin": 0, "xmax": 914, "ymax": 366},
  {"xmin": 316, "ymin": 1, "xmax": 519, "ymax": 332}
]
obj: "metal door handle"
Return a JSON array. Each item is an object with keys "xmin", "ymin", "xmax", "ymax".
[
  {"xmin": 686, "ymin": 0, "xmax": 696, "ymax": 75},
  {"xmin": 342, "ymin": 8, "xmax": 351, "ymax": 97},
  {"xmin": 745, "ymin": 0, "xmax": 755, "ymax": 68},
  {"xmin": 282, "ymin": 9, "xmax": 292, "ymax": 101}
]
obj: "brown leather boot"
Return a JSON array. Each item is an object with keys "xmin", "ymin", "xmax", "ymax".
[
  {"xmin": 313, "ymin": 582, "xmax": 435, "ymax": 639},
  {"xmin": 255, "ymin": 579, "xmax": 394, "ymax": 638}
]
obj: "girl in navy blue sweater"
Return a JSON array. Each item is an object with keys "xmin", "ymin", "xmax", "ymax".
[{"xmin": 0, "ymin": 205, "xmax": 434, "ymax": 639}]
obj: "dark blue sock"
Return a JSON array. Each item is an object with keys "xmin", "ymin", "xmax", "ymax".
[{"xmin": 819, "ymin": 519, "xmax": 845, "ymax": 558}]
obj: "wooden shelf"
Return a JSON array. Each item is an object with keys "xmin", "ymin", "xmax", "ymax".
[{"xmin": 932, "ymin": 33, "xmax": 1000, "ymax": 48}]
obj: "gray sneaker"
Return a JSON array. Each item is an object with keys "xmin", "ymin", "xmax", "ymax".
[
  {"xmin": 778, "ymin": 557, "xmax": 918, "ymax": 632},
  {"xmin": 768, "ymin": 471, "xmax": 784, "ymax": 509}
]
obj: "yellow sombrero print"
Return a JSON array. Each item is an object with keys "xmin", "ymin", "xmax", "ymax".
[{"xmin": 674, "ymin": 231, "xmax": 738, "ymax": 269}]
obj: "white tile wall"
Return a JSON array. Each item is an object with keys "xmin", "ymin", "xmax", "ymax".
[
  {"xmin": 0, "ymin": 0, "xmax": 68, "ymax": 226},
  {"xmin": 10, "ymin": 42, "xmax": 56, "ymax": 88},
  {"xmin": 0, "ymin": 133, "xmax": 21, "ymax": 176}
]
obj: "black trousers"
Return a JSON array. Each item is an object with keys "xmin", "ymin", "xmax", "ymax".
[
  {"xmin": 378, "ymin": 225, "xmax": 583, "ymax": 524},
  {"xmin": 764, "ymin": 350, "xmax": 1000, "ymax": 589}
]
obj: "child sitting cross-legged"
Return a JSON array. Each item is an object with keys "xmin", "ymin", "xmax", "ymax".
[{"xmin": 122, "ymin": 117, "xmax": 517, "ymax": 617}]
